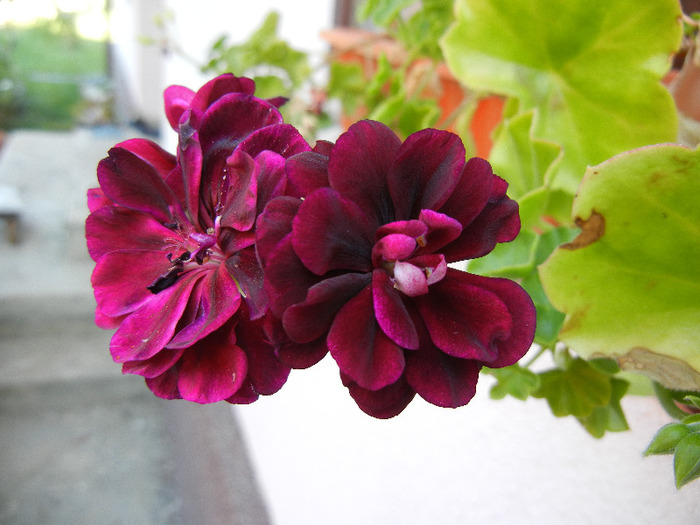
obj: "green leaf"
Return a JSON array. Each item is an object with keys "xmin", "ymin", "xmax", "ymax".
[
  {"xmin": 488, "ymin": 110, "xmax": 562, "ymax": 200},
  {"xmin": 488, "ymin": 364, "xmax": 541, "ymax": 401},
  {"xmin": 644, "ymin": 423, "xmax": 693, "ymax": 456},
  {"xmin": 684, "ymin": 395, "xmax": 700, "ymax": 410},
  {"xmin": 533, "ymin": 358, "xmax": 611, "ymax": 418},
  {"xmin": 577, "ymin": 377, "xmax": 630, "ymax": 438},
  {"xmin": 587, "ymin": 358, "xmax": 621, "ymax": 376},
  {"xmin": 674, "ymin": 433, "xmax": 700, "ymax": 488},
  {"xmin": 467, "ymin": 229, "xmax": 537, "ymax": 278},
  {"xmin": 357, "ymin": 0, "xmax": 416, "ymax": 26},
  {"xmin": 441, "ymin": 0, "xmax": 682, "ymax": 194},
  {"xmin": 539, "ymin": 145, "xmax": 700, "ymax": 391}
]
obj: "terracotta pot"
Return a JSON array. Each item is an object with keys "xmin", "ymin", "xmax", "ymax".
[{"xmin": 321, "ymin": 27, "xmax": 503, "ymax": 158}]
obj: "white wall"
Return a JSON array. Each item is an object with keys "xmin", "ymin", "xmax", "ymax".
[{"xmin": 108, "ymin": 0, "xmax": 335, "ymax": 141}]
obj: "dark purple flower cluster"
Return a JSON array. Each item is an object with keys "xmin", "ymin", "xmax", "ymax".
[{"xmin": 87, "ymin": 74, "xmax": 535, "ymax": 417}]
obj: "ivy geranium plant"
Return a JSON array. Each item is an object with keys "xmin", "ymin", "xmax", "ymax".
[{"xmin": 88, "ymin": 0, "xmax": 700, "ymax": 489}]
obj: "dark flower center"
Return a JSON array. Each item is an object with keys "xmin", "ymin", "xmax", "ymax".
[{"xmin": 147, "ymin": 230, "xmax": 221, "ymax": 294}]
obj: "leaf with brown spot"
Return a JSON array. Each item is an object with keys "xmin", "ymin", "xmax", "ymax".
[{"xmin": 539, "ymin": 144, "xmax": 700, "ymax": 390}]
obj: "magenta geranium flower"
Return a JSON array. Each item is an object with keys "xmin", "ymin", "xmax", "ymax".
[
  {"xmin": 86, "ymin": 74, "xmax": 309, "ymax": 404},
  {"xmin": 257, "ymin": 120, "xmax": 536, "ymax": 418}
]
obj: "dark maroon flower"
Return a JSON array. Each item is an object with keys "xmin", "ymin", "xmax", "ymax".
[
  {"xmin": 257, "ymin": 120, "xmax": 536, "ymax": 418},
  {"xmin": 86, "ymin": 74, "xmax": 308, "ymax": 403}
]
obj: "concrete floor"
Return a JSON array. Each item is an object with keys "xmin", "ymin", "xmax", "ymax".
[{"xmin": 0, "ymin": 128, "xmax": 271, "ymax": 525}]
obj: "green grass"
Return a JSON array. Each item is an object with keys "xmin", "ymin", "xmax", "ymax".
[{"xmin": 1, "ymin": 20, "xmax": 108, "ymax": 130}]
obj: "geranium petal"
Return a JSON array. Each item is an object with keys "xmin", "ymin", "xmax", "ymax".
[
  {"xmin": 168, "ymin": 263, "xmax": 242, "ymax": 348},
  {"xmin": 122, "ymin": 347, "xmax": 186, "ymax": 378},
  {"xmin": 388, "ymin": 128, "xmax": 465, "ymax": 220},
  {"xmin": 235, "ymin": 317, "xmax": 291, "ymax": 395},
  {"xmin": 177, "ymin": 327, "xmax": 248, "ymax": 403},
  {"xmin": 109, "ymin": 272, "xmax": 200, "ymax": 363},
  {"xmin": 372, "ymin": 269, "xmax": 419, "ymax": 348},
  {"xmin": 405, "ymin": 343, "xmax": 481, "ymax": 408},
  {"xmin": 371, "ymin": 233, "xmax": 417, "ymax": 267},
  {"xmin": 97, "ymin": 146, "xmax": 182, "ymax": 224},
  {"xmin": 86, "ymin": 206, "xmax": 179, "ymax": 261},
  {"xmin": 237, "ymin": 123, "xmax": 311, "ymax": 159},
  {"xmin": 328, "ymin": 120, "xmax": 401, "ymax": 226},
  {"xmin": 254, "ymin": 150, "xmax": 288, "ymax": 216},
  {"xmin": 117, "ymin": 138, "xmax": 176, "ymax": 178},
  {"xmin": 224, "ymin": 248, "xmax": 267, "ymax": 320},
  {"xmin": 91, "ymin": 250, "xmax": 174, "ymax": 317},
  {"xmin": 256, "ymin": 196, "xmax": 301, "ymax": 268},
  {"xmin": 198, "ymin": 94, "xmax": 283, "ymax": 160},
  {"xmin": 437, "ymin": 157, "xmax": 495, "ymax": 227},
  {"xmin": 164, "ymin": 84, "xmax": 194, "ymax": 130},
  {"xmin": 413, "ymin": 269, "xmax": 512, "ymax": 362},
  {"xmin": 177, "ymin": 125, "xmax": 204, "ymax": 227},
  {"xmin": 145, "ymin": 366, "xmax": 182, "ymax": 400},
  {"xmin": 285, "ymin": 150, "xmax": 330, "ymax": 198},
  {"xmin": 262, "ymin": 235, "xmax": 322, "ymax": 318},
  {"xmin": 190, "ymin": 73, "xmax": 256, "ymax": 114},
  {"xmin": 463, "ymin": 274, "xmax": 536, "ymax": 368},
  {"xmin": 225, "ymin": 379, "xmax": 260, "ymax": 404},
  {"xmin": 87, "ymin": 187, "xmax": 110, "ymax": 212},
  {"xmin": 341, "ymin": 373, "xmax": 415, "ymax": 419},
  {"xmin": 328, "ymin": 284, "xmax": 405, "ymax": 391},
  {"xmin": 219, "ymin": 149, "xmax": 258, "ymax": 231},
  {"xmin": 446, "ymin": 176, "xmax": 520, "ymax": 261},
  {"xmin": 283, "ymin": 272, "xmax": 371, "ymax": 344},
  {"xmin": 417, "ymin": 209, "xmax": 462, "ymax": 255},
  {"xmin": 292, "ymin": 188, "xmax": 374, "ymax": 275},
  {"xmin": 264, "ymin": 313, "xmax": 329, "ymax": 369},
  {"xmin": 392, "ymin": 261, "xmax": 429, "ymax": 297}
]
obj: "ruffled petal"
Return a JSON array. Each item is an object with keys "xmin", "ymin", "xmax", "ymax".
[
  {"xmin": 86, "ymin": 206, "xmax": 180, "ymax": 261},
  {"xmin": 262, "ymin": 235, "xmax": 322, "ymax": 318},
  {"xmin": 198, "ymin": 94, "xmax": 284, "ymax": 161},
  {"xmin": 190, "ymin": 73, "xmax": 256, "ymax": 114},
  {"xmin": 416, "ymin": 209, "xmax": 462, "ymax": 255},
  {"xmin": 164, "ymin": 84, "xmax": 194, "ymax": 130},
  {"xmin": 372, "ymin": 269, "xmax": 419, "ymax": 348},
  {"xmin": 341, "ymin": 373, "xmax": 415, "ymax": 419},
  {"xmin": 117, "ymin": 138, "xmax": 176, "ymax": 178},
  {"xmin": 97, "ymin": 145, "xmax": 182, "ymax": 224},
  {"xmin": 145, "ymin": 366, "xmax": 182, "ymax": 400},
  {"xmin": 223, "ymin": 248, "xmax": 267, "ymax": 320},
  {"xmin": 292, "ymin": 188, "xmax": 374, "ymax": 275},
  {"xmin": 404, "ymin": 342, "xmax": 481, "ymax": 408},
  {"xmin": 328, "ymin": 284, "xmax": 405, "ymax": 390},
  {"xmin": 235, "ymin": 316, "xmax": 291, "ymax": 395},
  {"xmin": 328, "ymin": 120, "xmax": 401, "ymax": 227},
  {"xmin": 237, "ymin": 123, "xmax": 311, "ymax": 159},
  {"xmin": 264, "ymin": 313, "xmax": 328, "ymax": 369},
  {"xmin": 283, "ymin": 272, "xmax": 371, "ymax": 344},
  {"xmin": 109, "ymin": 272, "xmax": 200, "ymax": 363},
  {"xmin": 388, "ymin": 128, "xmax": 465, "ymax": 220},
  {"xmin": 256, "ymin": 196, "xmax": 301, "ymax": 268},
  {"xmin": 371, "ymin": 233, "xmax": 417, "ymax": 267},
  {"xmin": 91, "ymin": 250, "xmax": 174, "ymax": 317},
  {"xmin": 122, "ymin": 347, "xmax": 186, "ymax": 378},
  {"xmin": 87, "ymin": 187, "xmax": 110, "ymax": 212},
  {"xmin": 412, "ymin": 269, "xmax": 512, "ymax": 363},
  {"xmin": 285, "ymin": 150, "xmax": 330, "ymax": 199},
  {"xmin": 177, "ymin": 326, "xmax": 248, "ymax": 403},
  {"xmin": 167, "ymin": 263, "xmax": 242, "ymax": 348},
  {"xmin": 439, "ymin": 161, "xmax": 520, "ymax": 262},
  {"xmin": 219, "ymin": 148, "xmax": 258, "ymax": 231},
  {"xmin": 462, "ymin": 274, "xmax": 536, "ymax": 368}
]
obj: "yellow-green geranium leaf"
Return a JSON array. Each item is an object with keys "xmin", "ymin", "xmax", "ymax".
[
  {"xmin": 539, "ymin": 144, "xmax": 700, "ymax": 390},
  {"xmin": 441, "ymin": 0, "xmax": 682, "ymax": 194}
]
